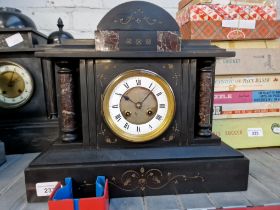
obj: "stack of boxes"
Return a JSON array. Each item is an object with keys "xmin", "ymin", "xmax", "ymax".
[
  {"xmin": 213, "ymin": 40, "xmax": 280, "ymax": 148},
  {"xmin": 177, "ymin": 1, "xmax": 280, "ymax": 149}
]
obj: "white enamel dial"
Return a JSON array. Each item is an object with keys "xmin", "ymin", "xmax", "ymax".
[
  {"xmin": 0, "ymin": 62, "xmax": 34, "ymax": 109},
  {"xmin": 103, "ymin": 70, "xmax": 175, "ymax": 142}
]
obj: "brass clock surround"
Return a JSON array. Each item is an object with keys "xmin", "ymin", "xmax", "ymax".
[
  {"xmin": 102, "ymin": 69, "xmax": 176, "ymax": 143},
  {"xmin": 0, "ymin": 61, "xmax": 34, "ymax": 109}
]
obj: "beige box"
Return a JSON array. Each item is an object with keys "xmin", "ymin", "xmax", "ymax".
[
  {"xmin": 215, "ymin": 48, "xmax": 280, "ymax": 75},
  {"xmin": 213, "ymin": 102, "xmax": 280, "ymax": 119}
]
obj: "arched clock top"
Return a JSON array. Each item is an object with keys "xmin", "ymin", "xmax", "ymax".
[{"xmin": 97, "ymin": 1, "xmax": 179, "ymax": 31}]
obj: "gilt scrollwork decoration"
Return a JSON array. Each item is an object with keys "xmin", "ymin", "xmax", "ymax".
[
  {"xmin": 172, "ymin": 72, "xmax": 180, "ymax": 86},
  {"xmin": 105, "ymin": 137, "xmax": 118, "ymax": 144},
  {"xmin": 162, "ymin": 121, "xmax": 180, "ymax": 142},
  {"xmin": 110, "ymin": 167, "xmax": 205, "ymax": 192},
  {"xmin": 172, "ymin": 121, "xmax": 180, "ymax": 136},
  {"xmin": 98, "ymin": 123, "xmax": 106, "ymax": 137},
  {"xmin": 98, "ymin": 123, "xmax": 118, "ymax": 144},
  {"xmin": 114, "ymin": 8, "xmax": 163, "ymax": 26},
  {"xmin": 96, "ymin": 73, "xmax": 106, "ymax": 88},
  {"xmin": 162, "ymin": 135, "xmax": 175, "ymax": 142}
]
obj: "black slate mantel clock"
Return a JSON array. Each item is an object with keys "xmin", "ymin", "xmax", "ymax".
[
  {"xmin": 25, "ymin": 1, "xmax": 249, "ymax": 202},
  {"xmin": 0, "ymin": 8, "xmax": 59, "ymax": 154}
]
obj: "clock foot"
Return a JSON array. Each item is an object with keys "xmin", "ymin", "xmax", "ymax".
[
  {"xmin": 62, "ymin": 132, "xmax": 78, "ymax": 142},
  {"xmin": 198, "ymin": 128, "xmax": 212, "ymax": 137}
]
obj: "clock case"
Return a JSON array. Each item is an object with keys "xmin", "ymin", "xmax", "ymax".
[
  {"xmin": 25, "ymin": 1, "xmax": 249, "ymax": 202},
  {"xmin": 0, "ymin": 141, "xmax": 5, "ymax": 166},
  {"xmin": 0, "ymin": 27, "xmax": 59, "ymax": 154}
]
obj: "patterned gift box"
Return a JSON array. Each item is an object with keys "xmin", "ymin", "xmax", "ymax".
[
  {"xmin": 178, "ymin": 0, "xmax": 276, "ymax": 9},
  {"xmin": 176, "ymin": 4, "xmax": 277, "ymax": 26},
  {"xmin": 180, "ymin": 20, "xmax": 280, "ymax": 40},
  {"xmin": 176, "ymin": 1, "xmax": 279, "ymax": 40}
]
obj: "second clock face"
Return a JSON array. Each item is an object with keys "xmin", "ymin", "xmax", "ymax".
[
  {"xmin": 0, "ymin": 62, "xmax": 34, "ymax": 109},
  {"xmin": 102, "ymin": 70, "xmax": 175, "ymax": 142}
]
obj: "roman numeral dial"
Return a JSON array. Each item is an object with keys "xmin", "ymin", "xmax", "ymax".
[
  {"xmin": 0, "ymin": 62, "xmax": 34, "ymax": 109},
  {"xmin": 102, "ymin": 70, "xmax": 175, "ymax": 143}
]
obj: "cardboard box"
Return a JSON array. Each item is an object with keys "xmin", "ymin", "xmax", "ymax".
[
  {"xmin": 213, "ymin": 90, "xmax": 280, "ymax": 119},
  {"xmin": 180, "ymin": 20, "xmax": 280, "ymax": 40},
  {"xmin": 231, "ymin": 0, "xmax": 276, "ymax": 6},
  {"xmin": 214, "ymin": 90, "xmax": 280, "ymax": 104},
  {"xmin": 214, "ymin": 74, "xmax": 280, "ymax": 91},
  {"xmin": 178, "ymin": 0, "xmax": 276, "ymax": 9},
  {"xmin": 176, "ymin": 2, "xmax": 279, "ymax": 40},
  {"xmin": 212, "ymin": 39, "xmax": 280, "ymax": 49},
  {"xmin": 212, "ymin": 116, "xmax": 280, "ymax": 148},
  {"xmin": 177, "ymin": 4, "xmax": 276, "ymax": 24},
  {"xmin": 215, "ymin": 48, "xmax": 280, "ymax": 75},
  {"xmin": 178, "ymin": 0, "xmax": 212, "ymax": 10},
  {"xmin": 213, "ymin": 102, "xmax": 280, "ymax": 119}
]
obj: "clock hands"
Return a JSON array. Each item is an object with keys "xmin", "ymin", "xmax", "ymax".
[
  {"xmin": 123, "ymin": 95, "xmax": 138, "ymax": 105},
  {"xmin": 141, "ymin": 87, "xmax": 155, "ymax": 104},
  {"xmin": 116, "ymin": 92, "xmax": 138, "ymax": 105},
  {"xmin": 123, "ymin": 95, "xmax": 144, "ymax": 109},
  {"xmin": 7, "ymin": 70, "xmax": 16, "ymax": 87},
  {"xmin": 117, "ymin": 86, "xmax": 155, "ymax": 110},
  {"xmin": 126, "ymin": 86, "xmax": 156, "ymax": 109}
]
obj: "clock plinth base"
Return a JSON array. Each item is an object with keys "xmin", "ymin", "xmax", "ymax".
[
  {"xmin": 25, "ymin": 143, "xmax": 249, "ymax": 203},
  {"xmin": 0, "ymin": 141, "xmax": 6, "ymax": 166},
  {"xmin": 0, "ymin": 120, "xmax": 58, "ymax": 154}
]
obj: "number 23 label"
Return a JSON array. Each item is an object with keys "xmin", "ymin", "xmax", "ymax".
[{"xmin": 36, "ymin": 181, "xmax": 59, "ymax": 197}]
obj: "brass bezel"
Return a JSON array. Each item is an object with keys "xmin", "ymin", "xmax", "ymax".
[
  {"xmin": 0, "ymin": 61, "xmax": 34, "ymax": 109},
  {"xmin": 102, "ymin": 69, "xmax": 176, "ymax": 143}
]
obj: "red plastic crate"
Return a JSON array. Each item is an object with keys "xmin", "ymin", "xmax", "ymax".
[{"xmin": 48, "ymin": 177, "xmax": 109, "ymax": 210}]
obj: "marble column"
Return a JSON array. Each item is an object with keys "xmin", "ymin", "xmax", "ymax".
[
  {"xmin": 57, "ymin": 61, "xmax": 78, "ymax": 142},
  {"xmin": 197, "ymin": 66, "xmax": 214, "ymax": 137}
]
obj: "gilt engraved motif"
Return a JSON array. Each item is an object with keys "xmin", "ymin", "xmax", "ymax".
[
  {"xmin": 162, "ymin": 121, "xmax": 180, "ymax": 142},
  {"xmin": 105, "ymin": 137, "xmax": 118, "ymax": 144},
  {"xmin": 98, "ymin": 123, "xmax": 106, "ymax": 137},
  {"xmin": 98, "ymin": 123, "xmax": 118, "ymax": 144},
  {"xmin": 97, "ymin": 73, "xmax": 106, "ymax": 88},
  {"xmin": 114, "ymin": 8, "xmax": 163, "ymax": 26},
  {"xmin": 110, "ymin": 167, "xmax": 205, "ymax": 192},
  {"xmin": 172, "ymin": 72, "xmax": 180, "ymax": 86},
  {"xmin": 172, "ymin": 121, "xmax": 180, "ymax": 134}
]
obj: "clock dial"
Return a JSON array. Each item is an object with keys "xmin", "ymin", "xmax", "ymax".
[
  {"xmin": 103, "ymin": 70, "xmax": 175, "ymax": 142},
  {"xmin": 0, "ymin": 62, "xmax": 34, "ymax": 109}
]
